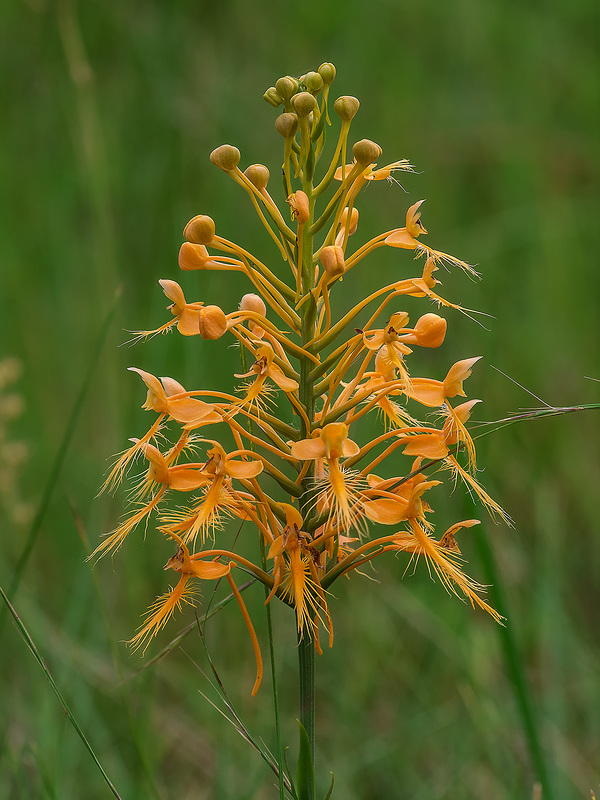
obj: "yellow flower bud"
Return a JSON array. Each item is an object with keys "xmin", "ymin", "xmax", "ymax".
[
  {"xmin": 199, "ymin": 305, "xmax": 227, "ymax": 340},
  {"xmin": 239, "ymin": 293, "xmax": 266, "ymax": 316},
  {"xmin": 320, "ymin": 246, "xmax": 345, "ymax": 277},
  {"xmin": 183, "ymin": 215, "xmax": 215, "ymax": 245},
  {"xmin": 263, "ymin": 87, "xmax": 283, "ymax": 107},
  {"xmin": 287, "ymin": 191, "xmax": 310, "ymax": 223},
  {"xmin": 209, "ymin": 144, "xmax": 241, "ymax": 171},
  {"xmin": 411, "ymin": 314, "xmax": 447, "ymax": 348},
  {"xmin": 244, "ymin": 164, "xmax": 270, "ymax": 190},
  {"xmin": 303, "ymin": 71, "xmax": 324, "ymax": 94},
  {"xmin": 178, "ymin": 242, "xmax": 211, "ymax": 271},
  {"xmin": 291, "ymin": 92, "xmax": 317, "ymax": 117},
  {"xmin": 352, "ymin": 139, "xmax": 382, "ymax": 164},
  {"xmin": 275, "ymin": 76, "xmax": 298, "ymax": 99},
  {"xmin": 318, "ymin": 62, "xmax": 336, "ymax": 84},
  {"xmin": 275, "ymin": 113, "xmax": 299, "ymax": 138},
  {"xmin": 333, "ymin": 96, "xmax": 360, "ymax": 120},
  {"xmin": 339, "ymin": 207, "xmax": 359, "ymax": 235}
]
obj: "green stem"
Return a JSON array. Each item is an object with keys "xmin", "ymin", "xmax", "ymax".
[
  {"xmin": 296, "ymin": 150, "xmax": 318, "ymax": 779},
  {"xmin": 297, "ymin": 625, "xmax": 316, "ymax": 758}
]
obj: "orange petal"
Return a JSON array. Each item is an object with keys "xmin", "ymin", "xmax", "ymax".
[
  {"xmin": 190, "ymin": 558, "xmax": 231, "ymax": 579},
  {"xmin": 225, "ymin": 459, "xmax": 264, "ymax": 479},
  {"xmin": 384, "ymin": 229, "xmax": 419, "ymax": 249},
  {"xmin": 268, "ymin": 366, "xmax": 300, "ymax": 392},
  {"xmin": 291, "ymin": 438, "xmax": 326, "ymax": 460},
  {"xmin": 404, "ymin": 378, "xmax": 445, "ymax": 408},
  {"xmin": 177, "ymin": 307, "xmax": 201, "ymax": 336},
  {"xmin": 400, "ymin": 433, "xmax": 448, "ymax": 459}
]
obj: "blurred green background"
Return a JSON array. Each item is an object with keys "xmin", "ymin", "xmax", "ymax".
[{"xmin": 1, "ymin": 0, "xmax": 599, "ymax": 797}]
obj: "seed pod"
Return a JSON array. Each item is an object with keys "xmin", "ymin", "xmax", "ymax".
[
  {"xmin": 244, "ymin": 164, "xmax": 270, "ymax": 190},
  {"xmin": 209, "ymin": 144, "xmax": 241, "ymax": 171},
  {"xmin": 352, "ymin": 139, "xmax": 382, "ymax": 164},
  {"xmin": 333, "ymin": 96, "xmax": 360, "ymax": 121},
  {"xmin": 199, "ymin": 306, "xmax": 228, "ymax": 340},
  {"xmin": 184, "ymin": 215, "xmax": 215, "ymax": 245}
]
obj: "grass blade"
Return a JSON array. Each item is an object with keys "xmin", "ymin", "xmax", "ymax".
[{"xmin": 0, "ymin": 584, "xmax": 123, "ymax": 799}]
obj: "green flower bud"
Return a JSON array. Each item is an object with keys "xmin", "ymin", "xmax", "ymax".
[
  {"xmin": 244, "ymin": 164, "xmax": 270, "ymax": 190},
  {"xmin": 263, "ymin": 87, "xmax": 283, "ymax": 107},
  {"xmin": 352, "ymin": 138, "xmax": 382, "ymax": 164},
  {"xmin": 209, "ymin": 144, "xmax": 241, "ymax": 171},
  {"xmin": 183, "ymin": 215, "xmax": 215, "ymax": 245},
  {"xmin": 275, "ymin": 112, "xmax": 299, "ymax": 138},
  {"xmin": 275, "ymin": 76, "xmax": 299, "ymax": 100},
  {"xmin": 303, "ymin": 71, "xmax": 324, "ymax": 94},
  {"xmin": 291, "ymin": 91, "xmax": 317, "ymax": 117},
  {"xmin": 318, "ymin": 62, "xmax": 336, "ymax": 85},
  {"xmin": 334, "ymin": 96, "xmax": 360, "ymax": 121}
]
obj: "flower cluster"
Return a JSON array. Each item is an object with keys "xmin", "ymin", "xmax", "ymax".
[{"xmin": 95, "ymin": 63, "xmax": 506, "ymax": 695}]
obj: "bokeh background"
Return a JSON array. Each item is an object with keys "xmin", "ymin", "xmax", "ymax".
[{"xmin": 1, "ymin": 0, "xmax": 599, "ymax": 797}]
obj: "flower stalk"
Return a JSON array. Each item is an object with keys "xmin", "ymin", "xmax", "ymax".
[{"xmin": 95, "ymin": 63, "xmax": 514, "ymax": 796}]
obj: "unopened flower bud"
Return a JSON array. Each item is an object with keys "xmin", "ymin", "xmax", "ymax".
[
  {"xmin": 239, "ymin": 293, "xmax": 267, "ymax": 316},
  {"xmin": 318, "ymin": 62, "xmax": 336, "ymax": 84},
  {"xmin": 275, "ymin": 76, "xmax": 298, "ymax": 99},
  {"xmin": 334, "ymin": 96, "xmax": 360, "ymax": 121},
  {"xmin": 275, "ymin": 112, "xmax": 299, "ymax": 138},
  {"xmin": 353, "ymin": 139, "xmax": 382, "ymax": 164},
  {"xmin": 199, "ymin": 306, "xmax": 227, "ymax": 340},
  {"xmin": 291, "ymin": 92, "xmax": 317, "ymax": 117},
  {"xmin": 412, "ymin": 313, "xmax": 447, "ymax": 348},
  {"xmin": 287, "ymin": 191, "xmax": 310, "ymax": 223},
  {"xmin": 303, "ymin": 71, "xmax": 324, "ymax": 94},
  {"xmin": 209, "ymin": 144, "xmax": 241, "ymax": 171},
  {"xmin": 184, "ymin": 215, "xmax": 215, "ymax": 245},
  {"xmin": 340, "ymin": 207, "xmax": 359, "ymax": 235},
  {"xmin": 244, "ymin": 164, "xmax": 270, "ymax": 190},
  {"xmin": 179, "ymin": 242, "xmax": 211, "ymax": 271},
  {"xmin": 320, "ymin": 246, "xmax": 345, "ymax": 277},
  {"xmin": 263, "ymin": 87, "xmax": 283, "ymax": 107}
]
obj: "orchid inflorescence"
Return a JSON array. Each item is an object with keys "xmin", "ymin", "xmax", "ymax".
[{"xmin": 95, "ymin": 63, "xmax": 507, "ymax": 697}]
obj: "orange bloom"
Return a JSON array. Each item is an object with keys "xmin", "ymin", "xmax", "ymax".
[{"xmin": 291, "ymin": 423, "xmax": 363, "ymax": 532}]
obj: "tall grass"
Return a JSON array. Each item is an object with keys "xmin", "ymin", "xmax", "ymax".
[{"xmin": 1, "ymin": 0, "xmax": 598, "ymax": 797}]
